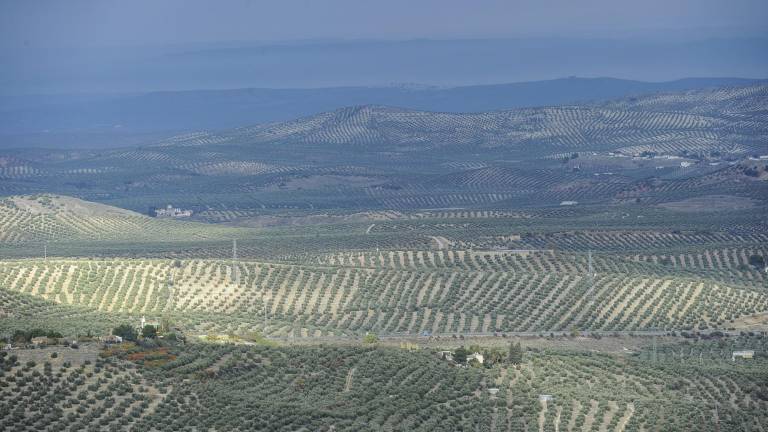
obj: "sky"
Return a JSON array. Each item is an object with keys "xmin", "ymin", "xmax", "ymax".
[
  {"xmin": 1, "ymin": 0, "xmax": 767, "ymax": 48},
  {"xmin": 0, "ymin": 0, "xmax": 766, "ymax": 95}
]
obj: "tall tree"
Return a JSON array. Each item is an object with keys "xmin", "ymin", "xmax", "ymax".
[
  {"xmin": 454, "ymin": 346, "xmax": 469, "ymax": 364},
  {"xmin": 142, "ymin": 325, "xmax": 158, "ymax": 339},
  {"xmin": 508, "ymin": 342, "xmax": 524, "ymax": 364}
]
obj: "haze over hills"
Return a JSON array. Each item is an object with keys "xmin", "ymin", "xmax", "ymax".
[
  {"xmin": 4, "ymin": 36, "xmax": 767, "ymax": 94},
  {"xmin": 1, "ymin": 83, "xmax": 766, "ymax": 219},
  {"xmin": 1, "ymin": 76, "xmax": 765, "ymax": 149}
]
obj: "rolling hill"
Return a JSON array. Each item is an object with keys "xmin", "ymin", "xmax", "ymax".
[
  {"xmin": 1, "ymin": 82, "xmax": 767, "ymax": 431},
  {"xmin": 0, "ymin": 84, "xmax": 766, "ymax": 215},
  {"xmin": 2, "ymin": 77, "xmax": 763, "ymax": 144}
]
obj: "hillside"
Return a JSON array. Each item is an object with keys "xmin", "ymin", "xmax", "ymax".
[
  {"xmin": 1, "ymin": 255, "xmax": 765, "ymax": 337},
  {"xmin": 1, "ymin": 84, "xmax": 766, "ymax": 215},
  {"xmin": 2, "ymin": 337, "xmax": 766, "ymax": 431},
  {"xmin": 0, "ymin": 195, "xmax": 246, "ymax": 245},
  {"xmin": 1, "ymin": 83, "xmax": 767, "ymax": 431},
  {"xmin": 3, "ymin": 77, "xmax": 762, "ymax": 143}
]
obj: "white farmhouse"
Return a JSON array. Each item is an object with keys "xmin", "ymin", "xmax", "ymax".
[
  {"xmin": 467, "ymin": 352, "xmax": 484, "ymax": 365},
  {"xmin": 732, "ymin": 350, "xmax": 755, "ymax": 361},
  {"xmin": 102, "ymin": 335, "xmax": 123, "ymax": 344}
]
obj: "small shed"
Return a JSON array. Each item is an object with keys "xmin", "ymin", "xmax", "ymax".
[
  {"xmin": 437, "ymin": 351, "xmax": 454, "ymax": 362},
  {"xmin": 539, "ymin": 394, "xmax": 554, "ymax": 402},
  {"xmin": 732, "ymin": 350, "xmax": 755, "ymax": 361}
]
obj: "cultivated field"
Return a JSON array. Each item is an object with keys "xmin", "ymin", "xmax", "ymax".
[{"xmin": 1, "ymin": 83, "xmax": 766, "ymax": 431}]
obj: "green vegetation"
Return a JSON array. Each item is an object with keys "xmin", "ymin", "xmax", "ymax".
[
  {"xmin": 10, "ymin": 328, "xmax": 62, "ymax": 344},
  {"xmin": 508, "ymin": 342, "xmax": 524, "ymax": 364},
  {"xmin": 141, "ymin": 325, "xmax": 157, "ymax": 339},
  {"xmin": 2, "ymin": 337, "xmax": 765, "ymax": 431},
  {"xmin": 113, "ymin": 324, "xmax": 138, "ymax": 342},
  {"xmin": 0, "ymin": 84, "xmax": 766, "ymax": 429}
]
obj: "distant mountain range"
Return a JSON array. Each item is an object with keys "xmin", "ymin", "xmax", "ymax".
[{"xmin": 1, "ymin": 76, "xmax": 764, "ymax": 149}]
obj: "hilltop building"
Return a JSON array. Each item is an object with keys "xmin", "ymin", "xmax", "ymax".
[{"xmin": 150, "ymin": 205, "xmax": 193, "ymax": 218}]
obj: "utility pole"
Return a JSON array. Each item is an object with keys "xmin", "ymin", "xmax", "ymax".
[
  {"xmin": 714, "ymin": 403, "xmax": 720, "ymax": 432},
  {"xmin": 583, "ymin": 250, "xmax": 596, "ymax": 329},
  {"xmin": 232, "ymin": 239, "xmax": 238, "ymax": 286},
  {"xmin": 167, "ymin": 265, "xmax": 173, "ymax": 308},
  {"xmin": 586, "ymin": 250, "xmax": 595, "ymax": 302},
  {"xmin": 263, "ymin": 299, "xmax": 268, "ymax": 336}
]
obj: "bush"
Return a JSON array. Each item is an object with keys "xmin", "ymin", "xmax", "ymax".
[
  {"xmin": 748, "ymin": 254, "xmax": 765, "ymax": 269},
  {"xmin": 141, "ymin": 325, "xmax": 158, "ymax": 339}
]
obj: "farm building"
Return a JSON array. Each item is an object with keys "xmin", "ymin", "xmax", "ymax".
[
  {"xmin": 140, "ymin": 316, "xmax": 161, "ymax": 330},
  {"xmin": 102, "ymin": 335, "xmax": 123, "ymax": 344},
  {"xmin": 732, "ymin": 350, "xmax": 755, "ymax": 361},
  {"xmin": 539, "ymin": 394, "xmax": 554, "ymax": 402},
  {"xmin": 467, "ymin": 352, "xmax": 484, "ymax": 365},
  {"xmin": 437, "ymin": 351, "xmax": 454, "ymax": 362},
  {"xmin": 31, "ymin": 336, "xmax": 50, "ymax": 346},
  {"xmin": 151, "ymin": 204, "xmax": 193, "ymax": 218}
]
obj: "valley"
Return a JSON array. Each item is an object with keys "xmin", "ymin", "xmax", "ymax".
[{"xmin": 1, "ymin": 83, "xmax": 766, "ymax": 431}]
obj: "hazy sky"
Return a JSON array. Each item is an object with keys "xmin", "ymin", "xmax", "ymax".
[{"xmin": 2, "ymin": 0, "xmax": 767, "ymax": 48}]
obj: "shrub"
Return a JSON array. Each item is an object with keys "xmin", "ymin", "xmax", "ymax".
[{"xmin": 141, "ymin": 325, "xmax": 158, "ymax": 339}]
